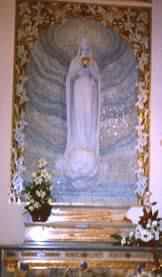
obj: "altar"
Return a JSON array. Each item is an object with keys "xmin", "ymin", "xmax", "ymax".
[
  {"xmin": 1, "ymin": 241, "xmax": 162, "ymax": 276},
  {"xmin": 1, "ymin": 0, "xmax": 162, "ymax": 276},
  {"xmin": 1, "ymin": 204, "xmax": 162, "ymax": 276}
]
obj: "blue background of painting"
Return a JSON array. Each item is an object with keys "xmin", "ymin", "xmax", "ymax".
[{"xmin": 24, "ymin": 18, "xmax": 137, "ymax": 205}]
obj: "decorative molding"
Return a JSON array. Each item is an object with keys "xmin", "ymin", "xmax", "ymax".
[
  {"xmin": 29, "ymin": 0, "xmax": 152, "ymax": 8},
  {"xmin": 10, "ymin": 0, "xmax": 151, "ymax": 204},
  {"xmin": 3, "ymin": 251, "xmax": 162, "ymax": 273}
]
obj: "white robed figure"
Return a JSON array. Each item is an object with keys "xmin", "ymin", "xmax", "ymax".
[{"xmin": 61, "ymin": 38, "xmax": 100, "ymax": 178}]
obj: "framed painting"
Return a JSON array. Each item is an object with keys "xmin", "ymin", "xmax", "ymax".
[{"xmin": 10, "ymin": 0, "xmax": 151, "ymax": 209}]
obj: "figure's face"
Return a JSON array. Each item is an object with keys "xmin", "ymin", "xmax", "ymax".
[
  {"xmin": 80, "ymin": 46, "xmax": 91, "ymax": 57},
  {"xmin": 81, "ymin": 56, "xmax": 91, "ymax": 67}
]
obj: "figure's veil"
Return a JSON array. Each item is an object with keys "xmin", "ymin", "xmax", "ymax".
[
  {"xmin": 77, "ymin": 37, "xmax": 93, "ymax": 57},
  {"xmin": 65, "ymin": 37, "xmax": 101, "ymax": 160}
]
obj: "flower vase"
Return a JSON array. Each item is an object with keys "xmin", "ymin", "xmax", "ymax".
[{"xmin": 31, "ymin": 204, "xmax": 52, "ymax": 222}]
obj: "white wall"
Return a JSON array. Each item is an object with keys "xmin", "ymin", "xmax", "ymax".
[
  {"xmin": 150, "ymin": 0, "xmax": 162, "ymax": 213},
  {"xmin": 0, "ymin": 0, "xmax": 24, "ymax": 245},
  {"xmin": 0, "ymin": 0, "xmax": 15, "ymax": 201},
  {"xmin": 0, "ymin": 0, "xmax": 162, "ymax": 244}
]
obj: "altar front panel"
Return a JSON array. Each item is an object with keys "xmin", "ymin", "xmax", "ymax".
[{"xmin": 1, "ymin": 242, "xmax": 162, "ymax": 277}]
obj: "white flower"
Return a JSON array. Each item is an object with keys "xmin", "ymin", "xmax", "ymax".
[
  {"xmin": 28, "ymin": 205, "xmax": 34, "ymax": 212},
  {"xmin": 35, "ymin": 176, "xmax": 43, "ymax": 185},
  {"xmin": 41, "ymin": 168, "xmax": 48, "ymax": 177},
  {"xmin": 48, "ymin": 198, "xmax": 52, "ymax": 205},
  {"xmin": 23, "ymin": 159, "xmax": 53, "ymax": 213},
  {"xmin": 26, "ymin": 194, "xmax": 31, "ymax": 201},
  {"xmin": 15, "ymin": 157, "xmax": 26, "ymax": 173},
  {"xmin": 121, "ymin": 237, "xmax": 127, "ymax": 246},
  {"xmin": 14, "ymin": 118, "xmax": 28, "ymax": 150},
  {"xmin": 152, "ymin": 220, "xmax": 158, "ymax": 227},
  {"xmin": 12, "ymin": 174, "xmax": 24, "ymax": 192},
  {"xmin": 35, "ymin": 190, "xmax": 41, "ymax": 197},
  {"xmin": 40, "ymin": 191, "xmax": 46, "ymax": 199},
  {"xmin": 126, "ymin": 207, "xmax": 143, "ymax": 225},
  {"xmin": 47, "ymin": 173, "xmax": 52, "ymax": 181},
  {"xmin": 34, "ymin": 202, "xmax": 40, "ymax": 209},
  {"xmin": 32, "ymin": 172, "xmax": 37, "ymax": 179},
  {"xmin": 146, "ymin": 222, "xmax": 151, "ymax": 229},
  {"xmin": 45, "ymin": 173, "xmax": 52, "ymax": 182},
  {"xmin": 140, "ymin": 229, "xmax": 153, "ymax": 242},
  {"xmin": 49, "ymin": 185, "xmax": 53, "ymax": 191},
  {"xmin": 30, "ymin": 199, "xmax": 34, "ymax": 204},
  {"xmin": 40, "ymin": 167, "xmax": 52, "ymax": 182},
  {"xmin": 135, "ymin": 225, "xmax": 142, "ymax": 240},
  {"xmin": 37, "ymin": 159, "xmax": 47, "ymax": 169},
  {"xmin": 129, "ymin": 231, "xmax": 134, "ymax": 240},
  {"xmin": 136, "ymin": 224, "xmax": 154, "ymax": 242},
  {"xmin": 154, "ymin": 230, "xmax": 160, "ymax": 241},
  {"xmin": 15, "ymin": 127, "xmax": 25, "ymax": 146}
]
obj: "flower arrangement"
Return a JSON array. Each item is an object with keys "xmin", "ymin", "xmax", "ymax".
[
  {"xmin": 121, "ymin": 205, "xmax": 160, "ymax": 247},
  {"xmin": 123, "ymin": 193, "xmax": 161, "ymax": 246},
  {"xmin": 23, "ymin": 159, "xmax": 53, "ymax": 221},
  {"xmin": 112, "ymin": 192, "xmax": 161, "ymax": 247}
]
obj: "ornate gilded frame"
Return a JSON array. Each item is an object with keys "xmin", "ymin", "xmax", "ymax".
[{"xmin": 10, "ymin": 0, "xmax": 151, "ymax": 205}]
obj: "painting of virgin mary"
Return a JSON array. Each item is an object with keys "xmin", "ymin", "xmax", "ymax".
[{"xmin": 24, "ymin": 18, "xmax": 138, "ymax": 205}]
